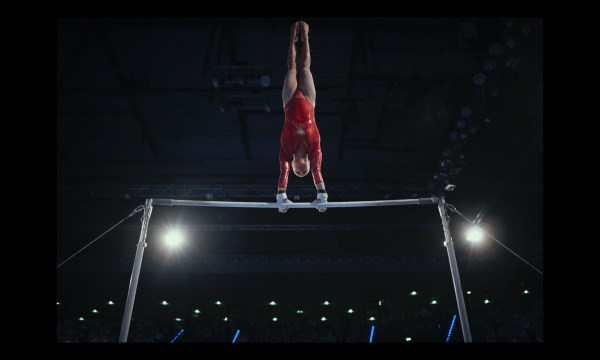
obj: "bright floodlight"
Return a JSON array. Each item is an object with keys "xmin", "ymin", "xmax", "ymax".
[
  {"xmin": 466, "ymin": 227, "xmax": 484, "ymax": 242},
  {"xmin": 166, "ymin": 231, "xmax": 183, "ymax": 247}
]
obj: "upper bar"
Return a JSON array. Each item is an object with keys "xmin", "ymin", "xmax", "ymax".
[{"xmin": 152, "ymin": 198, "xmax": 438, "ymax": 207}]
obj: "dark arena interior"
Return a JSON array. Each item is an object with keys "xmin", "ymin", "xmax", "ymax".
[{"xmin": 56, "ymin": 17, "xmax": 543, "ymax": 343}]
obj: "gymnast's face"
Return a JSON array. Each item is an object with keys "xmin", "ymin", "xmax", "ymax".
[{"xmin": 292, "ymin": 153, "xmax": 310, "ymax": 177}]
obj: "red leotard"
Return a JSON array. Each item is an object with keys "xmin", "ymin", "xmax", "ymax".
[{"xmin": 278, "ymin": 89, "xmax": 323, "ymax": 190}]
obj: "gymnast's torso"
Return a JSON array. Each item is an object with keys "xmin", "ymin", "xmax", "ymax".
[{"xmin": 278, "ymin": 89, "xmax": 323, "ymax": 189}]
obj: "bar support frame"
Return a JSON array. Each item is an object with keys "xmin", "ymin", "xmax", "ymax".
[{"xmin": 118, "ymin": 197, "xmax": 472, "ymax": 342}]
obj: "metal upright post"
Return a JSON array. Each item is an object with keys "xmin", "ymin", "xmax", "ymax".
[
  {"xmin": 438, "ymin": 197, "xmax": 472, "ymax": 343},
  {"xmin": 119, "ymin": 198, "xmax": 153, "ymax": 343}
]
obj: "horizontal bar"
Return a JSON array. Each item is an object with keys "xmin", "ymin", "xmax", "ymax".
[
  {"xmin": 152, "ymin": 198, "xmax": 438, "ymax": 208},
  {"xmin": 57, "ymin": 223, "xmax": 441, "ymax": 232}
]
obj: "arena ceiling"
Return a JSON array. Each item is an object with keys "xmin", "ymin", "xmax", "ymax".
[{"xmin": 57, "ymin": 17, "xmax": 543, "ymax": 196}]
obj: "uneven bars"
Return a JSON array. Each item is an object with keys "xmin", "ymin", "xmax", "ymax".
[
  {"xmin": 120, "ymin": 196, "xmax": 473, "ymax": 343},
  {"xmin": 152, "ymin": 198, "xmax": 438, "ymax": 208}
]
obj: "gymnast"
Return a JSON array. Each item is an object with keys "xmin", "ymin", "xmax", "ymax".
[{"xmin": 276, "ymin": 21, "xmax": 327, "ymax": 212}]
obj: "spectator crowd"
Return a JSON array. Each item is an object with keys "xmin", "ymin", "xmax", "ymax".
[{"xmin": 57, "ymin": 293, "xmax": 542, "ymax": 343}]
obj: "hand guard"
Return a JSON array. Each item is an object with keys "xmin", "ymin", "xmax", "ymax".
[
  {"xmin": 312, "ymin": 192, "xmax": 328, "ymax": 212},
  {"xmin": 277, "ymin": 192, "xmax": 293, "ymax": 213}
]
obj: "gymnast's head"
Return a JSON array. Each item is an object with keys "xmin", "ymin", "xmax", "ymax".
[{"xmin": 292, "ymin": 153, "xmax": 310, "ymax": 177}]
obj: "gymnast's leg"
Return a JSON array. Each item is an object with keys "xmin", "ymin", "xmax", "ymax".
[
  {"xmin": 297, "ymin": 21, "xmax": 316, "ymax": 108},
  {"xmin": 282, "ymin": 21, "xmax": 299, "ymax": 110}
]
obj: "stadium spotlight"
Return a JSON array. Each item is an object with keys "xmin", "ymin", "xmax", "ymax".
[
  {"xmin": 442, "ymin": 148, "xmax": 452, "ymax": 157},
  {"xmin": 483, "ymin": 59, "xmax": 497, "ymax": 71},
  {"xmin": 212, "ymin": 76, "xmax": 220, "ymax": 89},
  {"xmin": 449, "ymin": 132, "xmax": 459, "ymax": 142},
  {"xmin": 504, "ymin": 37, "xmax": 517, "ymax": 48},
  {"xmin": 166, "ymin": 231, "xmax": 183, "ymax": 247},
  {"xmin": 449, "ymin": 167, "xmax": 462, "ymax": 176},
  {"xmin": 466, "ymin": 227, "xmax": 484, "ymax": 242},
  {"xmin": 473, "ymin": 73, "xmax": 486, "ymax": 85},
  {"xmin": 235, "ymin": 72, "xmax": 245, "ymax": 86},
  {"xmin": 460, "ymin": 107, "xmax": 471, "ymax": 117},
  {"xmin": 489, "ymin": 43, "xmax": 503, "ymax": 56},
  {"xmin": 505, "ymin": 57, "xmax": 521, "ymax": 70},
  {"xmin": 455, "ymin": 119, "xmax": 466, "ymax": 129},
  {"xmin": 260, "ymin": 73, "xmax": 271, "ymax": 87}
]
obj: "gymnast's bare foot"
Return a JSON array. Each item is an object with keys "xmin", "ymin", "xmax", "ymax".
[
  {"xmin": 291, "ymin": 21, "xmax": 300, "ymax": 42},
  {"xmin": 300, "ymin": 21, "xmax": 309, "ymax": 41}
]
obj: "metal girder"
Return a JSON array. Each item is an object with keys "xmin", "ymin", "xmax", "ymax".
[
  {"xmin": 99, "ymin": 25, "xmax": 162, "ymax": 163},
  {"xmin": 103, "ymin": 18, "xmax": 457, "ymax": 37},
  {"xmin": 56, "ymin": 184, "xmax": 427, "ymax": 199},
  {"xmin": 57, "ymin": 223, "xmax": 440, "ymax": 232},
  {"xmin": 56, "ymin": 252, "xmax": 456, "ymax": 275},
  {"xmin": 202, "ymin": 22, "xmax": 218, "ymax": 75},
  {"xmin": 56, "ymin": 161, "xmax": 542, "ymax": 194}
]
